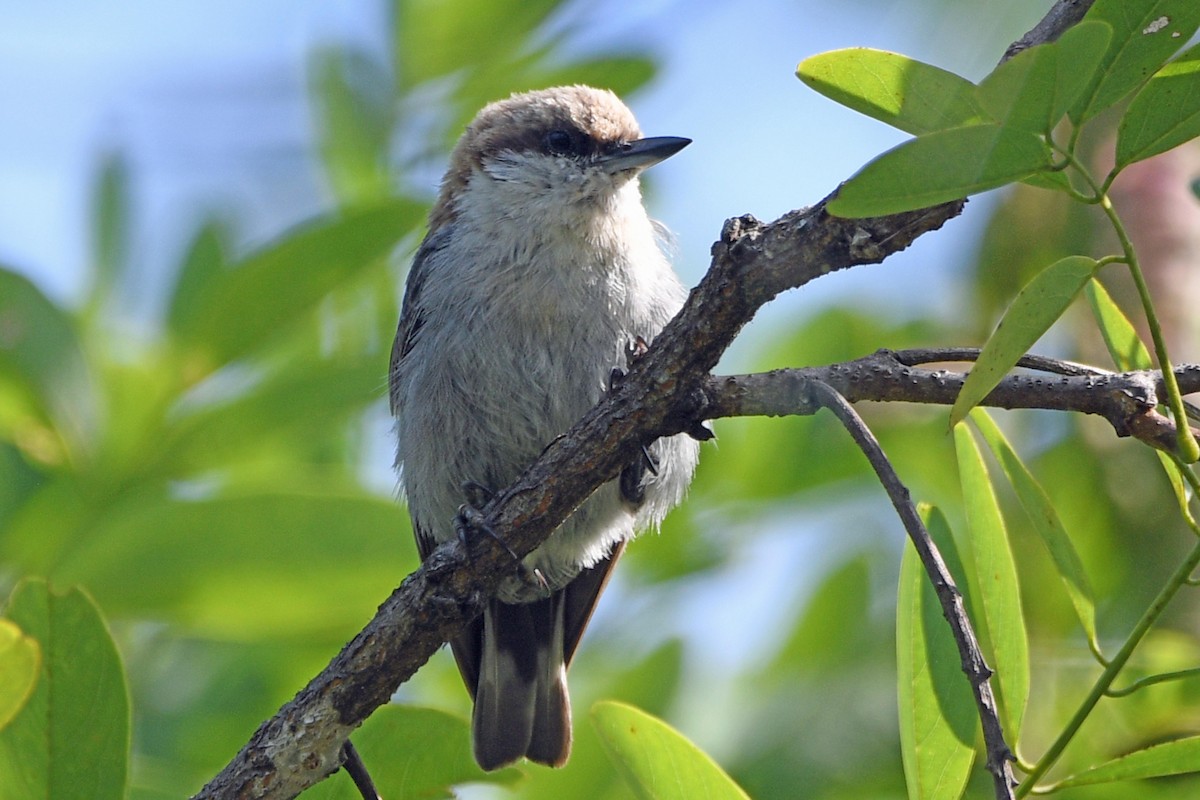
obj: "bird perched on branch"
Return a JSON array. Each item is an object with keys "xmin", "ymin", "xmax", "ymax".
[{"xmin": 390, "ymin": 85, "xmax": 699, "ymax": 771}]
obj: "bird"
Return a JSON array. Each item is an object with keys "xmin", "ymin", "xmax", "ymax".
[{"xmin": 389, "ymin": 85, "xmax": 699, "ymax": 771}]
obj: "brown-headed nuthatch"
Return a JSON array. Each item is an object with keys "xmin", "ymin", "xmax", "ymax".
[{"xmin": 390, "ymin": 85, "xmax": 699, "ymax": 771}]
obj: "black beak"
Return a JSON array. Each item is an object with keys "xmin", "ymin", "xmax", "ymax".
[{"xmin": 597, "ymin": 136, "xmax": 691, "ymax": 174}]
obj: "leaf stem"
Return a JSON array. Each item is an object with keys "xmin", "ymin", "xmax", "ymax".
[
  {"xmin": 1017, "ymin": 537, "xmax": 1200, "ymax": 795},
  {"xmin": 1057, "ymin": 147, "xmax": 1200, "ymax": 462}
]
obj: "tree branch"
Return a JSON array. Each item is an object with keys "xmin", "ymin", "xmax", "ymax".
[
  {"xmin": 193, "ymin": 2, "xmax": 1099, "ymax": 797},
  {"xmin": 702, "ymin": 351, "xmax": 1200, "ymax": 454}
]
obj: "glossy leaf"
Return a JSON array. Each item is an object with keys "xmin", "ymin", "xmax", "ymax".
[
  {"xmin": 977, "ymin": 42, "xmax": 1059, "ymax": 133},
  {"xmin": 592, "ymin": 701, "xmax": 750, "ymax": 800},
  {"xmin": 1070, "ymin": 0, "xmax": 1200, "ymax": 123},
  {"xmin": 1050, "ymin": 22, "xmax": 1114, "ymax": 122},
  {"xmin": 953, "ymin": 423, "xmax": 1029, "ymax": 740},
  {"xmin": 797, "ymin": 48, "xmax": 984, "ymax": 135},
  {"xmin": 1084, "ymin": 279, "xmax": 1153, "ymax": 371},
  {"xmin": 1085, "ymin": 281, "xmax": 1191, "ymax": 517},
  {"xmin": 174, "ymin": 198, "xmax": 424, "ymax": 367},
  {"xmin": 897, "ymin": 505, "xmax": 976, "ymax": 800},
  {"xmin": 302, "ymin": 706, "xmax": 520, "ymax": 799},
  {"xmin": 829, "ymin": 125, "xmax": 1051, "ymax": 218},
  {"xmin": 0, "ymin": 619, "xmax": 39, "ymax": 732},
  {"xmin": 1117, "ymin": 42, "xmax": 1200, "ymax": 168},
  {"xmin": 1056, "ymin": 735, "xmax": 1200, "ymax": 787},
  {"xmin": 971, "ymin": 410, "xmax": 1099, "ymax": 653},
  {"xmin": 950, "ymin": 255, "xmax": 1098, "ymax": 426},
  {"xmin": 0, "ymin": 580, "xmax": 129, "ymax": 800}
]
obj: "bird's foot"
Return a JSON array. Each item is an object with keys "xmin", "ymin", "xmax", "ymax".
[{"xmin": 455, "ymin": 483, "xmax": 549, "ymax": 596}]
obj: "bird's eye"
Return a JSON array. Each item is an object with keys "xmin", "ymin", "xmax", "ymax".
[{"xmin": 543, "ymin": 129, "xmax": 577, "ymax": 156}]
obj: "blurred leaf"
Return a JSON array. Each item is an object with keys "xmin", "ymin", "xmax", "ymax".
[
  {"xmin": 167, "ymin": 218, "xmax": 233, "ymax": 341},
  {"xmin": 971, "ymin": 410, "xmax": 1099, "ymax": 654},
  {"xmin": 0, "ymin": 580, "xmax": 129, "ymax": 800},
  {"xmin": 539, "ymin": 57, "xmax": 657, "ymax": 102},
  {"xmin": 773, "ymin": 553, "xmax": 872, "ymax": 674},
  {"xmin": 88, "ymin": 152, "xmax": 130, "ymax": 313},
  {"xmin": 161, "ymin": 356, "xmax": 383, "ymax": 473},
  {"xmin": 49, "ymin": 491, "xmax": 413, "ymax": 640},
  {"xmin": 977, "ymin": 42, "xmax": 1059, "ymax": 133},
  {"xmin": 625, "ymin": 502, "xmax": 724, "ymax": 584},
  {"xmin": 1070, "ymin": 0, "xmax": 1200, "ymax": 123},
  {"xmin": 175, "ymin": 198, "xmax": 424, "ymax": 368},
  {"xmin": 302, "ymin": 706, "xmax": 521, "ymax": 799},
  {"xmin": 829, "ymin": 125, "xmax": 1051, "ymax": 218},
  {"xmin": 1056, "ymin": 735, "xmax": 1200, "ymax": 787},
  {"xmin": 953, "ymin": 423, "xmax": 1028, "ymax": 740},
  {"xmin": 797, "ymin": 49, "xmax": 984, "ymax": 135},
  {"xmin": 393, "ymin": 0, "xmax": 562, "ymax": 87},
  {"xmin": 897, "ymin": 505, "xmax": 975, "ymax": 800},
  {"xmin": 1116, "ymin": 42, "xmax": 1200, "ymax": 168},
  {"xmin": 950, "ymin": 255, "xmax": 1098, "ymax": 426},
  {"xmin": 592, "ymin": 701, "xmax": 749, "ymax": 800},
  {"xmin": 310, "ymin": 47, "xmax": 395, "ymax": 204},
  {"xmin": 0, "ymin": 265, "xmax": 94, "ymax": 459},
  {"xmin": 1050, "ymin": 22, "xmax": 1113, "ymax": 122},
  {"xmin": 0, "ymin": 619, "xmax": 39, "ymax": 732}
]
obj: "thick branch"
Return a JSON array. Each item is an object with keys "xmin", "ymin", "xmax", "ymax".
[{"xmin": 194, "ymin": 2, "xmax": 1098, "ymax": 797}]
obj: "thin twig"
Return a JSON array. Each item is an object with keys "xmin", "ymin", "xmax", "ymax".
[{"xmin": 808, "ymin": 379, "xmax": 1016, "ymax": 800}]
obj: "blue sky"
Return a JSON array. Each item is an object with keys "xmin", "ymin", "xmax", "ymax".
[{"xmin": 0, "ymin": 0, "xmax": 1050, "ymax": 336}]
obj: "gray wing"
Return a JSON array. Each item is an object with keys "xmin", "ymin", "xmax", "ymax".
[
  {"xmin": 388, "ymin": 224, "xmax": 454, "ymax": 418},
  {"xmin": 392, "ymin": 226, "xmax": 455, "ymax": 561}
]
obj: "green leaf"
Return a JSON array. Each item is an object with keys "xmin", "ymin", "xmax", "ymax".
[
  {"xmin": 0, "ymin": 620, "xmax": 39, "ymax": 732},
  {"xmin": 592, "ymin": 701, "xmax": 750, "ymax": 800},
  {"xmin": 1117, "ymin": 42, "xmax": 1200, "ymax": 168},
  {"xmin": 310, "ymin": 47, "xmax": 395, "ymax": 204},
  {"xmin": 950, "ymin": 255, "xmax": 1098, "ymax": 426},
  {"xmin": 160, "ymin": 355, "xmax": 383, "ymax": 472},
  {"xmin": 953, "ymin": 423, "xmax": 1029, "ymax": 740},
  {"xmin": 898, "ymin": 506, "xmax": 976, "ymax": 800},
  {"xmin": 302, "ymin": 706, "xmax": 520, "ymax": 799},
  {"xmin": 1070, "ymin": 0, "xmax": 1200, "ymax": 123},
  {"xmin": 774, "ymin": 554, "xmax": 872, "ymax": 673},
  {"xmin": 0, "ymin": 265, "xmax": 95, "ymax": 456},
  {"xmin": 1056, "ymin": 735, "xmax": 1200, "ymax": 787},
  {"xmin": 393, "ymin": 0, "xmax": 561, "ymax": 86},
  {"xmin": 977, "ymin": 42, "xmax": 1060, "ymax": 133},
  {"xmin": 1084, "ymin": 279, "xmax": 1153, "ymax": 371},
  {"xmin": 0, "ymin": 580, "xmax": 129, "ymax": 800},
  {"xmin": 970, "ymin": 410, "xmax": 1099, "ymax": 653},
  {"xmin": 50, "ymin": 491, "xmax": 414, "ymax": 639},
  {"xmin": 1051, "ymin": 22, "xmax": 1114, "ymax": 122},
  {"xmin": 167, "ymin": 218, "xmax": 232, "ymax": 339},
  {"xmin": 829, "ymin": 125, "xmax": 1051, "ymax": 218},
  {"xmin": 175, "ymin": 198, "xmax": 424, "ymax": 367},
  {"xmin": 797, "ymin": 48, "xmax": 984, "ymax": 135},
  {"xmin": 1084, "ymin": 280, "xmax": 1191, "ymax": 519}
]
